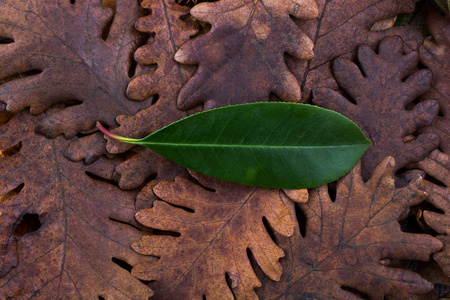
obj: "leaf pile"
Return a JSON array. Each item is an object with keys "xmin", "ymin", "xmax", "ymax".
[{"xmin": 1, "ymin": 0, "xmax": 449, "ymax": 299}]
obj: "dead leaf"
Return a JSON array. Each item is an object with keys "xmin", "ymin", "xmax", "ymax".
[
  {"xmin": 415, "ymin": 258, "xmax": 450, "ymax": 300},
  {"xmin": 411, "ymin": 150, "xmax": 450, "ymax": 278},
  {"xmin": 0, "ymin": 0, "xmax": 150, "ymax": 139},
  {"xmin": 313, "ymin": 36, "xmax": 440, "ymax": 181},
  {"xmin": 293, "ymin": 0, "xmax": 424, "ymax": 101},
  {"xmin": 0, "ymin": 109, "xmax": 153, "ymax": 299},
  {"xmin": 418, "ymin": 7, "xmax": 450, "ymax": 155},
  {"xmin": 107, "ymin": 0, "xmax": 199, "ymax": 151},
  {"xmin": 174, "ymin": 0, "xmax": 319, "ymax": 110},
  {"xmin": 255, "ymin": 157, "xmax": 443, "ymax": 299},
  {"xmin": 92, "ymin": 0, "xmax": 201, "ymax": 191},
  {"xmin": 130, "ymin": 171, "xmax": 308, "ymax": 299}
]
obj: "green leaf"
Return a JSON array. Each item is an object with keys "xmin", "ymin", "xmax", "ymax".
[
  {"xmin": 434, "ymin": 0, "xmax": 450, "ymax": 12},
  {"xmin": 98, "ymin": 103, "xmax": 371, "ymax": 189}
]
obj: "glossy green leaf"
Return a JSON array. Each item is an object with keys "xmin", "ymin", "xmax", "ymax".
[{"xmin": 98, "ymin": 103, "xmax": 371, "ymax": 189}]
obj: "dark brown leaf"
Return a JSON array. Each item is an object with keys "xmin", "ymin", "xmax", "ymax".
[
  {"xmin": 0, "ymin": 0, "xmax": 150, "ymax": 139},
  {"xmin": 255, "ymin": 157, "xmax": 443, "ymax": 299},
  {"xmin": 131, "ymin": 171, "xmax": 308, "ymax": 299},
  {"xmin": 174, "ymin": 0, "xmax": 319, "ymax": 110},
  {"xmin": 293, "ymin": 0, "xmax": 424, "ymax": 101},
  {"xmin": 414, "ymin": 259, "xmax": 450, "ymax": 300},
  {"xmin": 418, "ymin": 7, "xmax": 450, "ymax": 155},
  {"xmin": 313, "ymin": 36, "xmax": 440, "ymax": 181},
  {"xmin": 0, "ymin": 110, "xmax": 153, "ymax": 299},
  {"xmin": 97, "ymin": 0, "xmax": 201, "ymax": 190},
  {"xmin": 411, "ymin": 150, "xmax": 450, "ymax": 277}
]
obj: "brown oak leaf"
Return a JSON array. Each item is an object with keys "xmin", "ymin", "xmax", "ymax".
[
  {"xmin": 96, "ymin": 0, "xmax": 200, "ymax": 190},
  {"xmin": 293, "ymin": 0, "xmax": 425, "ymax": 101},
  {"xmin": 0, "ymin": 0, "xmax": 150, "ymax": 139},
  {"xmin": 313, "ymin": 36, "xmax": 440, "ymax": 181},
  {"xmin": 255, "ymin": 157, "xmax": 443, "ymax": 299},
  {"xmin": 418, "ymin": 7, "xmax": 450, "ymax": 154},
  {"xmin": 64, "ymin": 132, "xmax": 109, "ymax": 165},
  {"xmin": 174, "ymin": 0, "xmax": 319, "ymax": 110},
  {"xmin": 0, "ymin": 110, "xmax": 153, "ymax": 299},
  {"xmin": 107, "ymin": 0, "xmax": 199, "ymax": 153},
  {"xmin": 130, "ymin": 171, "xmax": 308, "ymax": 299},
  {"xmin": 410, "ymin": 150, "xmax": 450, "ymax": 278},
  {"xmin": 413, "ymin": 258, "xmax": 450, "ymax": 299}
]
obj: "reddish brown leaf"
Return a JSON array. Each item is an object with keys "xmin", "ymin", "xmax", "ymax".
[
  {"xmin": 418, "ymin": 8, "xmax": 450, "ymax": 154},
  {"xmin": 293, "ymin": 0, "xmax": 424, "ymax": 101},
  {"xmin": 255, "ymin": 157, "xmax": 443, "ymax": 299},
  {"xmin": 414, "ymin": 259, "xmax": 450, "ymax": 300},
  {"xmin": 131, "ymin": 171, "xmax": 308, "ymax": 299},
  {"xmin": 174, "ymin": 0, "xmax": 319, "ymax": 110},
  {"xmin": 64, "ymin": 132, "xmax": 108, "ymax": 165},
  {"xmin": 0, "ymin": 0, "xmax": 150, "ymax": 139},
  {"xmin": 95, "ymin": 0, "xmax": 201, "ymax": 190},
  {"xmin": 410, "ymin": 150, "xmax": 450, "ymax": 278},
  {"xmin": 313, "ymin": 36, "xmax": 440, "ymax": 181},
  {"xmin": 0, "ymin": 110, "xmax": 153, "ymax": 299},
  {"xmin": 108, "ymin": 0, "xmax": 198, "ymax": 152}
]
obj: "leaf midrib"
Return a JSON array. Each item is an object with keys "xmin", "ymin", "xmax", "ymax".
[{"xmin": 138, "ymin": 142, "xmax": 369, "ymax": 148}]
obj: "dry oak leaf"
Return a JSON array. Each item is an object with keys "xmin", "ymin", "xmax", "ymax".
[
  {"xmin": 418, "ymin": 7, "xmax": 450, "ymax": 155},
  {"xmin": 131, "ymin": 171, "xmax": 308, "ymax": 299},
  {"xmin": 0, "ymin": 110, "xmax": 154, "ymax": 299},
  {"xmin": 98, "ymin": 0, "xmax": 200, "ymax": 190},
  {"xmin": 313, "ymin": 36, "xmax": 440, "ymax": 181},
  {"xmin": 0, "ymin": 0, "xmax": 150, "ymax": 139},
  {"xmin": 174, "ymin": 0, "xmax": 319, "ymax": 110},
  {"xmin": 255, "ymin": 157, "xmax": 443, "ymax": 299},
  {"xmin": 410, "ymin": 150, "xmax": 450, "ymax": 278},
  {"xmin": 292, "ymin": 0, "xmax": 424, "ymax": 100}
]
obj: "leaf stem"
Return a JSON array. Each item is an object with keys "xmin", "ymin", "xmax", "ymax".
[{"xmin": 96, "ymin": 122, "xmax": 141, "ymax": 143}]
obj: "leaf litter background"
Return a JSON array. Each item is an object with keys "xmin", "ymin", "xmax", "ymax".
[{"xmin": 0, "ymin": 0, "xmax": 449, "ymax": 299}]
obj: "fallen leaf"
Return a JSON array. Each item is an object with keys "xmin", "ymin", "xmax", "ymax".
[
  {"xmin": 0, "ymin": 0, "xmax": 150, "ymax": 138},
  {"xmin": 107, "ymin": 0, "xmax": 199, "ymax": 151},
  {"xmin": 293, "ymin": 0, "xmax": 424, "ymax": 101},
  {"xmin": 174, "ymin": 0, "xmax": 319, "ymax": 110},
  {"xmin": 418, "ymin": 7, "xmax": 450, "ymax": 155},
  {"xmin": 411, "ymin": 150, "xmax": 450, "ymax": 278},
  {"xmin": 415, "ymin": 258, "xmax": 450, "ymax": 300},
  {"xmin": 96, "ymin": 0, "xmax": 200, "ymax": 190},
  {"xmin": 313, "ymin": 36, "xmax": 440, "ymax": 181},
  {"xmin": 0, "ymin": 109, "xmax": 153, "ymax": 299},
  {"xmin": 255, "ymin": 157, "xmax": 443, "ymax": 299},
  {"xmin": 131, "ymin": 170, "xmax": 308, "ymax": 299},
  {"xmin": 99, "ymin": 102, "xmax": 371, "ymax": 189}
]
